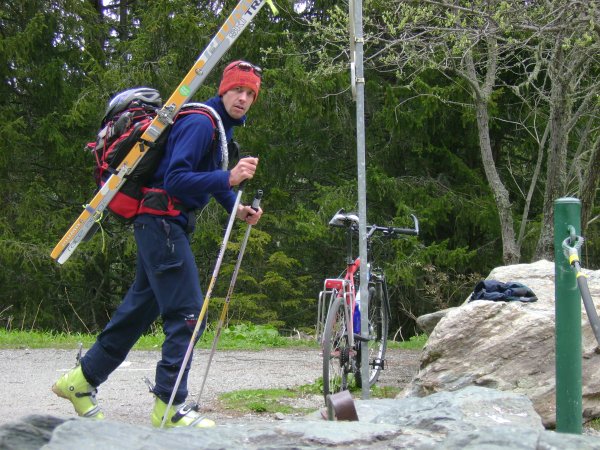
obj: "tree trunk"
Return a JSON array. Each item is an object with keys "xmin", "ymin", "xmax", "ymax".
[
  {"xmin": 462, "ymin": 37, "xmax": 519, "ymax": 265},
  {"xmin": 474, "ymin": 98, "xmax": 520, "ymax": 264},
  {"xmin": 88, "ymin": 0, "xmax": 103, "ymax": 15},
  {"xmin": 580, "ymin": 136, "xmax": 600, "ymax": 235},
  {"xmin": 119, "ymin": 0, "xmax": 129, "ymax": 40},
  {"xmin": 534, "ymin": 47, "xmax": 570, "ymax": 261}
]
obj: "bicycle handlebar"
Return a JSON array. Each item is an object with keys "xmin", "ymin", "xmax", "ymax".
[
  {"xmin": 372, "ymin": 222, "xmax": 419, "ymax": 237},
  {"xmin": 328, "ymin": 209, "xmax": 419, "ymax": 237}
]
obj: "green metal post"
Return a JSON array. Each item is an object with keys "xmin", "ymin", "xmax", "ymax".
[{"xmin": 554, "ymin": 197, "xmax": 582, "ymax": 434}]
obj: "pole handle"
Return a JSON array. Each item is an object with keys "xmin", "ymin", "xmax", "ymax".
[{"xmin": 251, "ymin": 189, "xmax": 263, "ymax": 211}]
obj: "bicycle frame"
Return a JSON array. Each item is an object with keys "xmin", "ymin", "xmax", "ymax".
[
  {"xmin": 317, "ymin": 259, "xmax": 361, "ymax": 349},
  {"xmin": 316, "ymin": 213, "xmax": 363, "ymax": 343}
]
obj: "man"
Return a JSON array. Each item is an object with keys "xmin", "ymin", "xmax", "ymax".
[{"xmin": 53, "ymin": 60, "xmax": 264, "ymax": 428}]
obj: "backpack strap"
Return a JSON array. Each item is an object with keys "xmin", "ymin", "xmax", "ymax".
[
  {"xmin": 132, "ymin": 104, "xmax": 229, "ymax": 222},
  {"xmin": 176, "ymin": 103, "xmax": 228, "ymax": 170}
]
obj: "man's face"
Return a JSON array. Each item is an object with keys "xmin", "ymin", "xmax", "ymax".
[{"xmin": 222, "ymin": 86, "xmax": 256, "ymax": 119}]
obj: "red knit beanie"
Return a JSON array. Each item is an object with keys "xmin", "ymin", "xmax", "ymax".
[{"xmin": 218, "ymin": 60, "xmax": 261, "ymax": 101}]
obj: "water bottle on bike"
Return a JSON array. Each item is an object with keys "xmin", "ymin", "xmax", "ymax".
[{"xmin": 353, "ymin": 289, "xmax": 361, "ymax": 335}]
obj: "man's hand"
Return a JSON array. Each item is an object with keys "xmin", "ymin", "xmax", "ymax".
[
  {"xmin": 236, "ymin": 204, "xmax": 263, "ymax": 225},
  {"xmin": 229, "ymin": 157, "xmax": 258, "ymax": 186}
]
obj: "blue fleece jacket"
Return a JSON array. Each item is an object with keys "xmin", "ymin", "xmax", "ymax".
[{"xmin": 150, "ymin": 96, "xmax": 245, "ymax": 218}]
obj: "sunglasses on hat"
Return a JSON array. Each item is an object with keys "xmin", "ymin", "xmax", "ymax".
[{"xmin": 229, "ymin": 61, "xmax": 262, "ymax": 79}]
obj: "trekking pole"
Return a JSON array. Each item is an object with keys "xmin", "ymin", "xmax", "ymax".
[
  {"xmin": 160, "ymin": 179, "xmax": 249, "ymax": 428},
  {"xmin": 562, "ymin": 232, "xmax": 600, "ymax": 346},
  {"xmin": 194, "ymin": 189, "xmax": 263, "ymax": 405}
]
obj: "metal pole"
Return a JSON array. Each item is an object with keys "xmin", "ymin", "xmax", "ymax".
[
  {"xmin": 349, "ymin": 0, "xmax": 370, "ymax": 400},
  {"xmin": 194, "ymin": 190, "xmax": 262, "ymax": 405},
  {"xmin": 161, "ymin": 183, "xmax": 247, "ymax": 428},
  {"xmin": 554, "ymin": 197, "xmax": 582, "ymax": 434}
]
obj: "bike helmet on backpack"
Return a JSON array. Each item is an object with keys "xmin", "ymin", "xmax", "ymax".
[{"xmin": 102, "ymin": 87, "xmax": 162, "ymax": 125}]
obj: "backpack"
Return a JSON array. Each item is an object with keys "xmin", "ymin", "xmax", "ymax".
[{"xmin": 87, "ymin": 87, "xmax": 229, "ymax": 221}]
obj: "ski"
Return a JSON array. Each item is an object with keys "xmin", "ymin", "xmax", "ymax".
[{"xmin": 51, "ymin": 0, "xmax": 277, "ymax": 264}]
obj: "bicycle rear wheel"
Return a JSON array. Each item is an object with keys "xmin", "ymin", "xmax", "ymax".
[
  {"xmin": 356, "ymin": 277, "xmax": 389, "ymax": 388},
  {"xmin": 322, "ymin": 295, "xmax": 351, "ymax": 400}
]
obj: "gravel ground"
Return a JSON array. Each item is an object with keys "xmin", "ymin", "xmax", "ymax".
[{"xmin": 1, "ymin": 347, "xmax": 421, "ymax": 427}]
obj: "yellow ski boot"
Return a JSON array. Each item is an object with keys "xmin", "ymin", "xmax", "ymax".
[
  {"xmin": 151, "ymin": 397, "xmax": 215, "ymax": 428},
  {"xmin": 52, "ymin": 365, "xmax": 104, "ymax": 419}
]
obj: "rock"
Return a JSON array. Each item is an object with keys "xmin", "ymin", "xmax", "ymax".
[
  {"xmin": 404, "ymin": 259, "xmax": 600, "ymax": 428},
  {"xmin": 9, "ymin": 387, "xmax": 600, "ymax": 449},
  {"xmin": 0, "ymin": 415, "xmax": 67, "ymax": 450},
  {"xmin": 416, "ymin": 308, "xmax": 454, "ymax": 334}
]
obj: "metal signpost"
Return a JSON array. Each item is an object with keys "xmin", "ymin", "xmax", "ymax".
[{"xmin": 349, "ymin": 0, "xmax": 370, "ymax": 400}]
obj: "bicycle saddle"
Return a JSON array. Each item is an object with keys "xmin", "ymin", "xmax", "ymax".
[{"xmin": 329, "ymin": 209, "xmax": 359, "ymax": 227}]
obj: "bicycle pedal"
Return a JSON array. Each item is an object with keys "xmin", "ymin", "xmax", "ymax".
[{"xmin": 370, "ymin": 358, "xmax": 385, "ymax": 370}]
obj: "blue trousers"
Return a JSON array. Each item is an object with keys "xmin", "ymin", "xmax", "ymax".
[{"xmin": 81, "ymin": 214, "xmax": 205, "ymax": 404}]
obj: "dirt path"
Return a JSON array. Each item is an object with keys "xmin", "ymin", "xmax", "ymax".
[{"xmin": 1, "ymin": 347, "xmax": 421, "ymax": 427}]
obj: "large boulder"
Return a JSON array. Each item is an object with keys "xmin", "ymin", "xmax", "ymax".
[
  {"xmin": 4, "ymin": 388, "xmax": 600, "ymax": 449},
  {"xmin": 404, "ymin": 259, "xmax": 600, "ymax": 427}
]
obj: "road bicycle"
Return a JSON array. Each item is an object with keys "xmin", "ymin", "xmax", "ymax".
[{"xmin": 316, "ymin": 209, "xmax": 419, "ymax": 400}]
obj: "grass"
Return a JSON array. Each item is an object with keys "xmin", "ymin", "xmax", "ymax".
[
  {"xmin": 0, "ymin": 325, "xmax": 428, "ymax": 351},
  {"xmin": 0, "ymin": 324, "xmax": 319, "ymax": 351},
  {"xmin": 389, "ymin": 333, "xmax": 428, "ymax": 350},
  {"xmin": 588, "ymin": 418, "xmax": 600, "ymax": 431},
  {"xmin": 219, "ymin": 386, "xmax": 319, "ymax": 415},
  {"xmin": 0, "ymin": 330, "xmax": 98, "ymax": 349},
  {"xmin": 218, "ymin": 381, "xmax": 402, "ymax": 416}
]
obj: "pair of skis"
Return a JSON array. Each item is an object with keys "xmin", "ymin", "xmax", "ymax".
[{"xmin": 51, "ymin": 0, "xmax": 277, "ymax": 264}]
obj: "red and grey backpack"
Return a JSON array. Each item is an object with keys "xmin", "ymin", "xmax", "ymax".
[{"xmin": 87, "ymin": 87, "xmax": 228, "ymax": 221}]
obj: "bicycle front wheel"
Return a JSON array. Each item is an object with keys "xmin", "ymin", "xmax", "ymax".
[{"xmin": 322, "ymin": 295, "xmax": 350, "ymax": 401}]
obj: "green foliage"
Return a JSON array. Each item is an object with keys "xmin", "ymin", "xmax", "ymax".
[
  {"xmin": 3, "ymin": 0, "xmax": 595, "ymax": 341},
  {"xmin": 205, "ymin": 323, "xmax": 314, "ymax": 349}
]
